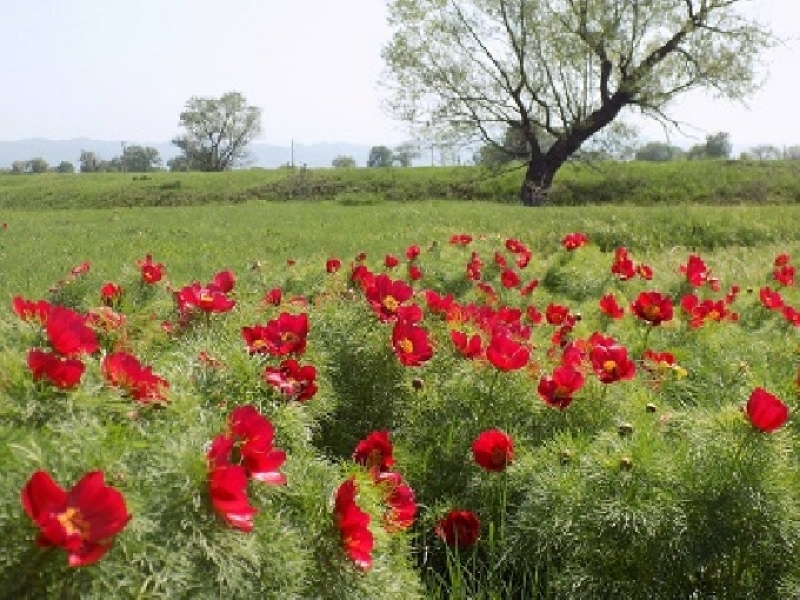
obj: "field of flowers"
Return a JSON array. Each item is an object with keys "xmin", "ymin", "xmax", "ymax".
[{"xmin": 0, "ymin": 203, "xmax": 799, "ymax": 599}]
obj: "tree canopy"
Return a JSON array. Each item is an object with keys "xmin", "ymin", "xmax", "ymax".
[
  {"xmin": 383, "ymin": 0, "xmax": 774, "ymax": 205},
  {"xmin": 173, "ymin": 92, "xmax": 262, "ymax": 171}
]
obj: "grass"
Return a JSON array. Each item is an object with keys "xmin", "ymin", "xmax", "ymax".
[
  {"xmin": 1, "ymin": 192, "xmax": 799, "ymax": 598},
  {"xmin": 1, "ymin": 159, "xmax": 800, "ymax": 210}
]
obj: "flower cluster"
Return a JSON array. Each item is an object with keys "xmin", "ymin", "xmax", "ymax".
[{"xmin": 207, "ymin": 405, "xmax": 287, "ymax": 532}]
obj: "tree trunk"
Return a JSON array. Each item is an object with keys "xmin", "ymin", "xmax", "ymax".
[{"xmin": 520, "ymin": 156, "xmax": 563, "ymax": 207}]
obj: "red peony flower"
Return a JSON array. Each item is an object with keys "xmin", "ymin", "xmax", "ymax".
[
  {"xmin": 450, "ymin": 330, "xmax": 483, "ymax": 359},
  {"xmin": 773, "ymin": 265, "xmax": 796, "ymax": 287},
  {"xmin": 598, "ymin": 294, "xmax": 624, "ymax": 319},
  {"xmin": 525, "ymin": 305, "xmax": 543, "ymax": 325},
  {"xmin": 375, "ymin": 472, "xmax": 417, "ymax": 533},
  {"xmin": 384, "ymin": 254, "xmax": 399, "ymax": 269},
  {"xmin": 631, "ymin": 291, "xmax": 674, "ymax": 326},
  {"xmin": 45, "ymin": 306, "xmax": 99, "ymax": 357},
  {"xmin": 21, "ymin": 470, "xmax": 131, "ymax": 567},
  {"xmin": 175, "ymin": 282, "xmax": 236, "ymax": 315},
  {"xmin": 486, "ymin": 333, "xmax": 529, "ymax": 371},
  {"xmin": 364, "ymin": 274, "xmax": 414, "ymax": 322},
  {"xmin": 136, "ymin": 254, "xmax": 165, "ymax": 284},
  {"xmin": 589, "ymin": 339, "xmax": 636, "ymax": 384},
  {"xmin": 425, "ymin": 289, "xmax": 456, "ymax": 317},
  {"xmin": 745, "ymin": 387, "xmax": 788, "ymax": 433},
  {"xmin": 208, "ymin": 464, "xmax": 258, "ymax": 532},
  {"xmin": 611, "ymin": 247, "xmax": 636, "ymax": 280},
  {"xmin": 679, "ymin": 254, "xmax": 711, "ymax": 287},
  {"xmin": 449, "ymin": 233, "xmax": 473, "ymax": 246},
  {"xmin": 392, "ymin": 320, "xmax": 434, "ymax": 366},
  {"xmin": 500, "ymin": 269, "xmax": 521, "ymax": 289},
  {"xmin": 406, "ymin": 245, "xmax": 421, "ymax": 262},
  {"xmin": 223, "ymin": 405, "xmax": 287, "ymax": 485},
  {"xmin": 333, "ymin": 478, "xmax": 374, "ymax": 571},
  {"xmin": 562, "ymin": 232, "xmax": 589, "ymax": 250},
  {"xmin": 538, "ymin": 365, "xmax": 585, "ymax": 409},
  {"xmin": 774, "ymin": 253, "xmax": 791, "ymax": 267},
  {"xmin": 326, "ymin": 258, "xmax": 342, "ymax": 273},
  {"xmin": 637, "ymin": 264, "xmax": 654, "ymax": 280},
  {"xmin": 494, "ymin": 251, "xmax": 508, "ymax": 269},
  {"xmin": 472, "ymin": 429, "xmax": 514, "ymax": 472},
  {"xmin": 545, "ymin": 303, "xmax": 571, "ymax": 326},
  {"xmin": 263, "ymin": 287, "xmax": 283, "ymax": 306},
  {"xmin": 435, "ymin": 509, "xmax": 480, "ymax": 549},
  {"xmin": 101, "ymin": 351, "xmax": 169, "ymax": 403},
  {"xmin": 353, "ymin": 430, "xmax": 395, "ymax": 473},
  {"xmin": 100, "ymin": 282, "xmax": 123, "ymax": 307},
  {"xmin": 758, "ymin": 287, "xmax": 784, "ymax": 311},
  {"xmin": 784, "ymin": 305, "xmax": 800, "ymax": 327},
  {"xmin": 27, "ymin": 349, "xmax": 85, "ymax": 389},
  {"xmin": 70, "ymin": 261, "xmax": 90, "ymax": 276},
  {"xmin": 262, "ymin": 358, "xmax": 318, "ymax": 402},
  {"xmin": 210, "ymin": 270, "xmax": 236, "ymax": 293},
  {"xmin": 242, "ymin": 312, "xmax": 309, "ymax": 356},
  {"xmin": 12, "ymin": 296, "xmax": 52, "ymax": 325},
  {"xmin": 408, "ymin": 264, "xmax": 423, "ymax": 281}
]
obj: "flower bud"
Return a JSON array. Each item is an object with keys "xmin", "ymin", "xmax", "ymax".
[{"xmin": 617, "ymin": 422, "xmax": 634, "ymax": 437}]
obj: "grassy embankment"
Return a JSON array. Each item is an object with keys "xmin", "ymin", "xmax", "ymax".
[{"xmin": 1, "ymin": 159, "xmax": 799, "ymax": 210}]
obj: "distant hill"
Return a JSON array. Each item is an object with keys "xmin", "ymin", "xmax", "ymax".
[{"xmin": 0, "ymin": 138, "xmax": 376, "ymax": 169}]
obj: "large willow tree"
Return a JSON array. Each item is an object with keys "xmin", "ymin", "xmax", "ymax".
[{"xmin": 382, "ymin": 0, "xmax": 773, "ymax": 205}]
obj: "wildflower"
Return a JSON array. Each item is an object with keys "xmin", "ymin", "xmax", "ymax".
[
  {"xmin": 392, "ymin": 320, "xmax": 434, "ymax": 366},
  {"xmin": 101, "ymin": 351, "xmax": 169, "ymax": 403},
  {"xmin": 136, "ymin": 254, "xmax": 165, "ymax": 284},
  {"xmin": 12, "ymin": 296, "xmax": 52, "ymax": 325},
  {"xmin": 100, "ymin": 282, "xmax": 123, "ymax": 307},
  {"xmin": 758, "ymin": 287, "xmax": 784, "ymax": 311},
  {"xmin": 561, "ymin": 232, "xmax": 589, "ymax": 250},
  {"xmin": 589, "ymin": 339, "xmax": 636, "ymax": 384},
  {"xmin": 208, "ymin": 465, "xmax": 258, "ymax": 532},
  {"xmin": 611, "ymin": 247, "xmax": 636, "ymax": 280},
  {"xmin": 486, "ymin": 333, "xmax": 529, "ymax": 371},
  {"xmin": 365, "ymin": 274, "xmax": 414, "ymax": 322},
  {"xmin": 598, "ymin": 294, "xmax": 624, "ymax": 319},
  {"xmin": 500, "ymin": 269, "xmax": 521, "ymax": 289},
  {"xmin": 471, "ymin": 429, "xmax": 514, "ymax": 472},
  {"xmin": 45, "ymin": 306, "xmax": 99, "ymax": 357},
  {"xmin": 538, "ymin": 365, "xmax": 585, "ymax": 409},
  {"xmin": 435, "ymin": 509, "xmax": 480, "ymax": 549},
  {"xmin": 326, "ymin": 258, "xmax": 342, "ymax": 273},
  {"xmin": 333, "ymin": 478, "xmax": 374, "ymax": 571},
  {"xmin": 262, "ymin": 359, "xmax": 318, "ymax": 402},
  {"xmin": 375, "ymin": 472, "xmax": 417, "ymax": 533},
  {"xmin": 242, "ymin": 312, "xmax": 309, "ymax": 356},
  {"xmin": 353, "ymin": 431, "xmax": 395, "ymax": 473},
  {"xmin": 263, "ymin": 287, "xmax": 283, "ymax": 306},
  {"xmin": 631, "ymin": 291, "xmax": 674, "ymax": 326},
  {"xmin": 27, "ymin": 349, "xmax": 85, "ymax": 389},
  {"xmin": 21, "ymin": 470, "xmax": 131, "ymax": 567},
  {"xmin": 450, "ymin": 330, "xmax": 483, "ymax": 359},
  {"xmin": 174, "ymin": 282, "xmax": 235, "ymax": 315},
  {"xmin": 745, "ymin": 387, "xmax": 788, "ymax": 433}
]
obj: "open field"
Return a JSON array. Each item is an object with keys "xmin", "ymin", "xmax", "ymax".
[
  {"xmin": 1, "ymin": 159, "xmax": 800, "ymax": 210},
  {"xmin": 1, "ymin": 197, "xmax": 799, "ymax": 598}
]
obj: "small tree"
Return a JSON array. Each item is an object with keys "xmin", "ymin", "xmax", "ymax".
[
  {"xmin": 28, "ymin": 158, "xmax": 49, "ymax": 174},
  {"xmin": 121, "ymin": 145, "xmax": 162, "ymax": 172},
  {"xmin": 748, "ymin": 144, "xmax": 781, "ymax": 161},
  {"xmin": 331, "ymin": 155, "xmax": 357, "ymax": 168},
  {"xmin": 79, "ymin": 151, "xmax": 101, "ymax": 173},
  {"xmin": 56, "ymin": 161, "xmax": 75, "ymax": 174},
  {"xmin": 392, "ymin": 142, "xmax": 421, "ymax": 167},
  {"xmin": 705, "ymin": 132, "xmax": 732, "ymax": 159},
  {"xmin": 173, "ymin": 92, "xmax": 262, "ymax": 171},
  {"xmin": 635, "ymin": 142, "xmax": 684, "ymax": 162},
  {"xmin": 784, "ymin": 145, "xmax": 800, "ymax": 160},
  {"xmin": 367, "ymin": 146, "xmax": 394, "ymax": 167}
]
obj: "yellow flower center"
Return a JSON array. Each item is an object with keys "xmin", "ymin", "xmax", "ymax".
[
  {"xmin": 603, "ymin": 360, "xmax": 617, "ymax": 373},
  {"xmin": 382, "ymin": 295, "xmax": 399, "ymax": 312},
  {"xmin": 57, "ymin": 506, "xmax": 90, "ymax": 539},
  {"xmin": 398, "ymin": 338, "xmax": 414, "ymax": 354}
]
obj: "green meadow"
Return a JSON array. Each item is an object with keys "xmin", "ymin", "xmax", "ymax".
[{"xmin": 1, "ymin": 168, "xmax": 799, "ymax": 598}]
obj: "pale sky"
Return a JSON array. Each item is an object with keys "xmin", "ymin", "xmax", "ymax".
[{"xmin": 0, "ymin": 0, "xmax": 798, "ymax": 150}]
